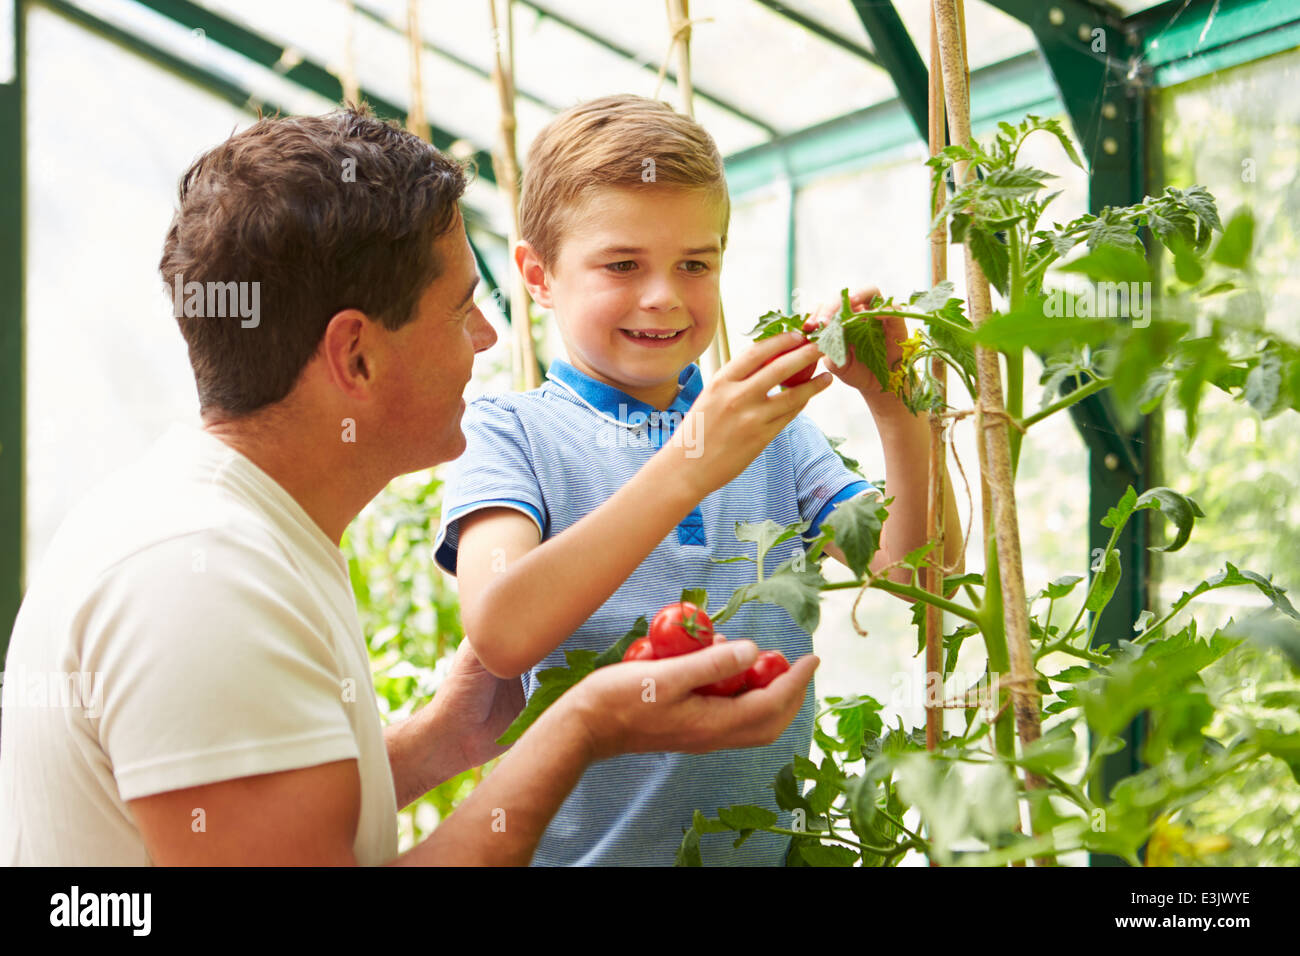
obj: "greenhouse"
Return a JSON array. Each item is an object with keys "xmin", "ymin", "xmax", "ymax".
[{"xmin": 1, "ymin": 0, "xmax": 1298, "ymax": 883}]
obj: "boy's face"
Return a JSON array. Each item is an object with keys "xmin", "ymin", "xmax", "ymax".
[{"xmin": 520, "ymin": 185, "xmax": 725, "ymax": 410}]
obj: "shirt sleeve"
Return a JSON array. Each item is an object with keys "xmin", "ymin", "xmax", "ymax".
[
  {"xmin": 433, "ymin": 396, "xmax": 547, "ymax": 577},
  {"xmin": 786, "ymin": 413, "xmax": 881, "ymax": 542},
  {"xmin": 84, "ymin": 527, "xmax": 363, "ymax": 802}
]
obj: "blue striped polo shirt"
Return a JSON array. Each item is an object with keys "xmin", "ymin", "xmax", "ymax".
[{"xmin": 433, "ymin": 357, "xmax": 875, "ymax": 866}]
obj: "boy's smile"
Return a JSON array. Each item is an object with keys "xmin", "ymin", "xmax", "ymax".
[{"xmin": 515, "ymin": 185, "xmax": 726, "ymax": 411}]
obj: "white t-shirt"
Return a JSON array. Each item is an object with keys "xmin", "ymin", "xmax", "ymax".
[{"xmin": 0, "ymin": 423, "xmax": 398, "ymax": 865}]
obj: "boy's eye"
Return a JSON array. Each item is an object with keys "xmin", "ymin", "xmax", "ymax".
[
  {"xmin": 606, "ymin": 261, "xmax": 637, "ymax": 273},
  {"xmin": 682, "ymin": 260, "xmax": 709, "ymax": 274}
]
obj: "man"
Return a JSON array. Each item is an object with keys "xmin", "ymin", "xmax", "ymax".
[{"xmin": 0, "ymin": 108, "xmax": 817, "ymax": 865}]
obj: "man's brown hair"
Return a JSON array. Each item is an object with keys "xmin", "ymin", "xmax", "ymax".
[
  {"xmin": 160, "ymin": 106, "xmax": 468, "ymax": 417},
  {"xmin": 518, "ymin": 94, "xmax": 730, "ymax": 271}
]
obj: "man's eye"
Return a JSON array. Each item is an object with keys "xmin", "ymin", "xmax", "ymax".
[{"xmin": 606, "ymin": 261, "xmax": 637, "ymax": 273}]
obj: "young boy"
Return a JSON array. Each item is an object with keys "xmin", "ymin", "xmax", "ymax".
[{"xmin": 432, "ymin": 94, "xmax": 960, "ymax": 865}]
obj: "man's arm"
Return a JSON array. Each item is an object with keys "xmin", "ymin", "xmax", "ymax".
[{"xmin": 129, "ymin": 640, "xmax": 818, "ymax": 866}]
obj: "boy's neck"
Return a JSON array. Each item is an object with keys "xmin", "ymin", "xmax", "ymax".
[{"xmin": 567, "ymin": 358, "xmax": 684, "ymax": 412}]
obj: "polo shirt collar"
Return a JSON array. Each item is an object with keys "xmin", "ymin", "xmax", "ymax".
[{"xmin": 545, "ymin": 357, "xmax": 703, "ymax": 428}]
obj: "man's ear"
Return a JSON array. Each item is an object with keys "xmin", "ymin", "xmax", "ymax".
[
  {"xmin": 515, "ymin": 239, "xmax": 554, "ymax": 308},
  {"xmin": 319, "ymin": 309, "xmax": 375, "ymax": 401}
]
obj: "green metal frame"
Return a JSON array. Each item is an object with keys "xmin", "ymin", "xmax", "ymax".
[
  {"xmin": 0, "ymin": 0, "xmax": 22, "ymax": 661},
  {"xmin": 849, "ymin": 0, "xmax": 929, "ymax": 141},
  {"xmin": 131, "ymin": 0, "xmax": 500, "ymax": 185}
]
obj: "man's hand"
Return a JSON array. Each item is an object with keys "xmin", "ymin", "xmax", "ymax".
[
  {"xmin": 385, "ymin": 638, "xmax": 527, "ymax": 806},
  {"xmin": 806, "ymin": 286, "xmax": 907, "ymax": 402},
  {"xmin": 437, "ymin": 638, "xmax": 528, "ymax": 770},
  {"xmin": 571, "ymin": 638, "xmax": 818, "ymax": 761}
]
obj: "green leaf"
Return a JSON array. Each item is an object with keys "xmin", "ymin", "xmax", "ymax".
[
  {"xmin": 735, "ymin": 518, "xmax": 809, "ymax": 578},
  {"xmin": 975, "ymin": 297, "xmax": 1114, "ymax": 352},
  {"xmin": 910, "ymin": 280, "xmax": 956, "ymax": 313},
  {"xmin": 772, "ymin": 763, "xmax": 813, "ymax": 813},
  {"xmin": 841, "ymin": 290, "xmax": 892, "ymax": 391},
  {"xmin": 717, "ymin": 805, "xmax": 778, "ymax": 831},
  {"xmin": 591, "ymin": 617, "xmax": 649, "ymax": 668},
  {"xmin": 675, "ymin": 826, "xmax": 702, "ymax": 866},
  {"xmin": 1055, "ymin": 244, "xmax": 1151, "ymax": 283},
  {"xmin": 821, "ymin": 492, "xmax": 889, "ymax": 578},
  {"xmin": 1016, "ymin": 720, "xmax": 1079, "ymax": 774},
  {"xmin": 968, "ymin": 228, "xmax": 1010, "ymax": 297},
  {"xmin": 799, "ymin": 843, "xmax": 860, "ymax": 866},
  {"xmin": 1044, "ymin": 574, "xmax": 1084, "ymax": 600},
  {"xmin": 1211, "ymin": 207, "xmax": 1254, "ymax": 270},
  {"xmin": 1133, "ymin": 487, "xmax": 1205, "ymax": 553},
  {"xmin": 690, "ymin": 810, "xmax": 732, "ymax": 835},
  {"xmin": 1086, "ymin": 550, "xmax": 1122, "ymax": 613},
  {"xmin": 1101, "ymin": 485, "xmax": 1139, "ymax": 531},
  {"xmin": 1223, "ymin": 611, "xmax": 1300, "ymax": 674},
  {"xmin": 815, "ymin": 307, "xmax": 848, "ymax": 368},
  {"xmin": 680, "ymin": 588, "xmax": 708, "ymax": 610},
  {"xmin": 748, "ymin": 559, "xmax": 828, "ymax": 634},
  {"xmin": 1244, "ymin": 347, "xmax": 1286, "ymax": 419}
]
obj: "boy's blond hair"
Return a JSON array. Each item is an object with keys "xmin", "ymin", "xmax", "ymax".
[{"xmin": 519, "ymin": 94, "xmax": 730, "ymax": 271}]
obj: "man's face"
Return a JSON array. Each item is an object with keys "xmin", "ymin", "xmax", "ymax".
[
  {"xmin": 542, "ymin": 185, "xmax": 724, "ymax": 407},
  {"xmin": 379, "ymin": 214, "xmax": 497, "ymax": 473}
]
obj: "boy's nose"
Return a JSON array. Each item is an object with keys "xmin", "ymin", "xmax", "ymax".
[{"xmin": 640, "ymin": 276, "xmax": 683, "ymax": 312}]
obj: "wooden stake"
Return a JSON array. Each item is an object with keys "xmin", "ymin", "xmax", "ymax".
[
  {"xmin": 405, "ymin": 0, "xmax": 430, "ymax": 141},
  {"xmin": 931, "ymin": 1, "xmax": 1045, "ymax": 807},
  {"xmin": 341, "ymin": 0, "xmax": 360, "ymax": 106},
  {"xmin": 924, "ymin": 2, "xmax": 947, "ymax": 758},
  {"xmin": 487, "ymin": 0, "xmax": 540, "ymax": 391},
  {"xmin": 663, "ymin": 0, "xmax": 729, "ymax": 374}
]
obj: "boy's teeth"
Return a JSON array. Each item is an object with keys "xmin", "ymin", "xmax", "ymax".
[{"xmin": 628, "ymin": 330, "xmax": 680, "ymax": 339}]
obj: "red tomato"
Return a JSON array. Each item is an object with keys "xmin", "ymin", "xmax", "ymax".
[
  {"xmin": 648, "ymin": 601, "xmax": 715, "ymax": 658},
  {"xmin": 761, "ymin": 334, "xmax": 818, "ymax": 388},
  {"xmin": 694, "ymin": 671, "xmax": 748, "ymax": 697},
  {"xmin": 743, "ymin": 650, "xmax": 790, "ymax": 690},
  {"xmin": 622, "ymin": 637, "xmax": 656, "ymax": 662}
]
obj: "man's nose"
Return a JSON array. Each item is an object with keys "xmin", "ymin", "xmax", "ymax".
[{"xmin": 470, "ymin": 306, "xmax": 498, "ymax": 352}]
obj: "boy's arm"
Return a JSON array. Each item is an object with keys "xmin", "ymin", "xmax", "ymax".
[
  {"xmin": 455, "ymin": 334, "xmax": 833, "ymax": 679},
  {"xmin": 808, "ymin": 286, "xmax": 964, "ymax": 588},
  {"xmin": 455, "ymin": 450, "xmax": 700, "ymax": 678}
]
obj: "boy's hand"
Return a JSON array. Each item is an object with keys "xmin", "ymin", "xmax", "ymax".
[
  {"xmin": 670, "ymin": 332, "xmax": 833, "ymax": 498},
  {"xmin": 806, "ymin": 286, "xmax": 908, "ymax": 401},
  {"xmin": 572, "ymin": 638, "xmax": 818, "ymax": 761}
]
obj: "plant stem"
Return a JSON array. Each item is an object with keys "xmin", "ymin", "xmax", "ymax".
[
  {"xmin": 1021, "ymin": 376, "xmax": 1111, "ymax": 428},
  {"xmin": 822, "ymin": 578, "xmax": 981, "ymax": 623},
  {"xmin": 934, "ymin": 0, "xmax": 1046, "ymax": 812}
]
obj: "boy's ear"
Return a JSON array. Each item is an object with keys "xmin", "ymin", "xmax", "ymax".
[{"xmin": 514, "ymin": 239, "xmax": 553, "ymax": 308}]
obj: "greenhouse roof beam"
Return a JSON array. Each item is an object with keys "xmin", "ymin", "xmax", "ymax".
[
  {"xmin": 130, "ymin": 0, "xmax": 500, "ymax": 185},
  {"xmin": 849, "ymin": 0, "xmax": 929, "ymax": 142},
  {"xmin": 350, "ymin": 0, "xmax": 566, "ymax": 114},
  {"xmin": 751, "ymin": 0, "xmax": 880, "ymax": 67},
  {"xmin": 514, "ymin": 0, "xmax": 779, "ymax": 137}
]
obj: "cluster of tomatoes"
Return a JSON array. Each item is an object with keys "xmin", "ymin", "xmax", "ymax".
[{"xmin": 624, "ymin": 601, "xmax": 791, "ymax": 697}]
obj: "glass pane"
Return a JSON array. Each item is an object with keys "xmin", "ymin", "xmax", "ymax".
[{"xmin": 1153, "ymin": 46, "xmax": 1300, "ymax": 865}]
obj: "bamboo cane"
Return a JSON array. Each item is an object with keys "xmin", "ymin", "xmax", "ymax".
[
  {"xmin": 931, "ymin": 1, "xmax": 1045, "ymax": 811},
  {"xmin": 664, "ymin": 0, "xmax": 729, "ymax": 374},
  {"xmin": 487, "ymin": 0, "xmax": 540, "ymax": 391},
  {"xmin": 924, "ymin": 3, "xmax": 947, "ymax": 758},
  {"xmin": 405, "ymin": 0, "xmax": 430, "ymax": 141},
  {"xmin": 341, "ymin": 0, "xmax": 359, "ymax": 106}
]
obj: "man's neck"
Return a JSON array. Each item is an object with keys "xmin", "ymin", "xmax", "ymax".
[{"xmin": 201, "ymin": 410, "xmax": 384, "ymax": 546}]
